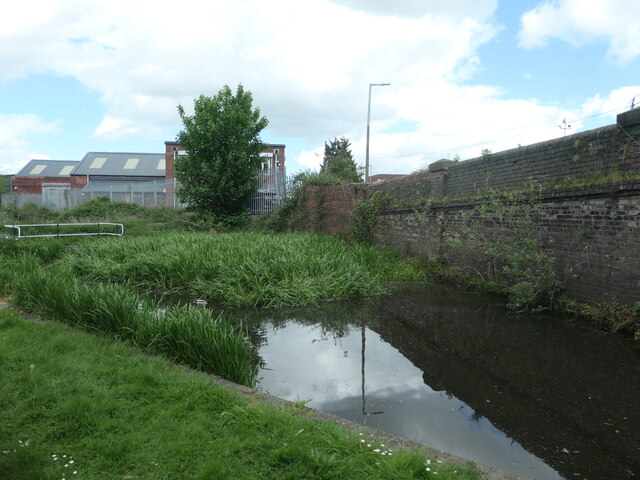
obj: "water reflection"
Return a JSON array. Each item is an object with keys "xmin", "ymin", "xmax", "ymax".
[{"xmin": 240, "ymin": 285, "xmax": 640, "ymax": 480}]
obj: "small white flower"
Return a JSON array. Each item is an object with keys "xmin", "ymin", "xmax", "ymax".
[
  {"xmin": 359, "ymin": 432, "xmax": 363, "ymax": 436},
  {"xmin": 63, "ymin": 455, "xmax": 67, "ymax": 458},
  {"xmin": 367, "ymin": 444, "xmax": 371, "ymax": 447},
  {"xmin": 360, "ymin": 439, "xmax": 365, "ymax": 443},
  {"xmin": 373, "ymin": 448, "xmax": 380, "ymax": 453},
  {"xmin": 426, "ymin": 467, "xmax": 431, "ymax": 471},
  {"xmin": 64, "ymin": 464, "xmax": 69, "ymax": 467},
  {"xmin": 69, "ymin": 460, "xmax": 74, "ymax": 465},
  {"xmin": 388, "ymin": 452, "xmax": 392, "ymax": 456},
  {"xmin": 381, "ymin": 452, "xmax": 386, "ymax": 456},
  {"xmin": 73, "ymin": 471, "xmax": 77, "ymax": 475},
  {"xmin": 427, "ymin": 459, "xmax": 431, "ymax": 464}
]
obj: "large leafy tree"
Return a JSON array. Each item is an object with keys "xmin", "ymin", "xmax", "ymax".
[
  {"xmin": 321, "ymin": 136, "xmax": 362, "ymax": 183},
  {"xmin": 174, "ymin": 85, "xmax": 268, "ymax": 219}
]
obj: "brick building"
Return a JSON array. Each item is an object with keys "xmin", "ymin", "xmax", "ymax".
[{"xmin": 11, "ymin": 160, "xmax": 79, "ymax": 194}]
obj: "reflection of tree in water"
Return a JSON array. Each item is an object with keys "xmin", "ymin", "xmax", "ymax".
[{"xmin": 236, "ymin": 296, "xmax": 381, "ymax": 347}]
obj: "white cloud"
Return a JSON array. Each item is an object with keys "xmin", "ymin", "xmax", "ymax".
[
  {"xmin": 0, "ymin": 115, "xmax": 59, "ymax": 174},
  {"xmin": 518, "ymin": 0, "xmax": 640, "ymax": 64},
  {"xmin": 580, "ymin": 86, "xmax": 640, "ymax": 119},
  {"xmin": 0, "ymin": 0, "xmax": 634, "ymax": 178},
  {"xmin": 330, "ymin": 0, "xmax": 498, "ymax": 19},
  {"xmin": 0, "ymin": 0, "xmax": 500, "ymax": 147}
]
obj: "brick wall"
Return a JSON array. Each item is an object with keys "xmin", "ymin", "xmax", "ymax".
[
  {"xmin": 11, "ymin": 177, "xmax": 75, "ymax": 194},
  {"xmin": 300, "ymin": 110, "xmax": 640, "ymax": 306}
]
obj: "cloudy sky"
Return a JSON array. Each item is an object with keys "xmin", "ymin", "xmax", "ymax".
[{"xmin": 1, "ymin": 0, "xmax": 639, "ymax": 177}]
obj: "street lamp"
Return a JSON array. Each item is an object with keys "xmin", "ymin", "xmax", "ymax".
[{"xmin": 365, "ymin": 82, "xmax": 390, "ymax": 183}]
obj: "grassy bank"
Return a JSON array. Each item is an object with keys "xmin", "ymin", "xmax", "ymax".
[
  {"xmin": 3, "ymin": 256, "xmax": 258, "ymax": 386},
  {"xmin": 0, "ymin": 307, "xmax": 485, "ymax": 480}
]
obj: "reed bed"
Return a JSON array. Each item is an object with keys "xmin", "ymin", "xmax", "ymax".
[
  {"xmin": 9, "ymin": 261, "xmax": 258, "ymax": 386},
  {"xmin": 60, "ymin": 231, "xmax": 425, "ymax": 307}
]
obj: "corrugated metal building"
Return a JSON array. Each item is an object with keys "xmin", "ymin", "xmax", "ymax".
[
  {"xmin": 11, "ymin": 160, "xmax": 80, "ymax": 194},
  {"xmin": 72, "ymin": 152, "xmax": 165, "ymax": 184}
]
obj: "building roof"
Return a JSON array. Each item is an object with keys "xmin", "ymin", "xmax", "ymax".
[
  {"xmin": 15, "ymin": 160, "xmax": 79, "ymax": 178},
  {"xmin": 74, "ymin": 152, "xmax": 165, "ymax": 177}
]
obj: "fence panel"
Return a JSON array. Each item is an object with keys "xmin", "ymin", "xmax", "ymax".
[
  {"xmin": 2, "ymin": 174, "xmax": 301, "ymax": 215},
  {"xmin": 247, "ymin": 170, "xmax": 298, "ymax": 215},
  {"xmin": 1, "ymin": 180, "xmax": 181, "ymax": 212}
]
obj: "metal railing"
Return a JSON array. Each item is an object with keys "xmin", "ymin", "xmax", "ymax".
[
  {"xmin": 1, "ymin": 179, "xmax": 181, "ymax": 211},
  {"xmin": 1, "ymin": 172, "xmax": 300, "ymax": 215},
  {"xmin": 3, "ymin": 222, "xmax": 125, "ymax": 239}
]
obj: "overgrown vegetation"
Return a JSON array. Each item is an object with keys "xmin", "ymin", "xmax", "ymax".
[
  {"xmin": 351, "ymin": 191, "xmax": 392, "ymax": 244},
  {"xmin": 442, "ymin": 186, "xmax": 562, "ymax": 312},
  {"xmin": 3, "ymin": 256, "xmax": 259, "ymax": 386},
  {"xmin": 0, "ymin": 308, "xmax": 485, "ymax": 480},
  {"xmin": 57, "ymin": 231, "xmax": 424, "ymax": 308},
  {"xmin": 1, "ymin": 197, "xmax": 209, "ymax": 235}
]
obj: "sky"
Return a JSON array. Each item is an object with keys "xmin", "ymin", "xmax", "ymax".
[{"xmin": 1, "ymin": 0, "xmax": 639, "ymax": 177}]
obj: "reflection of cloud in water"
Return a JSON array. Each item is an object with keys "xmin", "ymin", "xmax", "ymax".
[
  {"xmin": 258, "ymin": 322, "xmax": 425, "ymax": 401},
  {"xmin": 257, "ymin": 321, "xmax": 562, "ymax": 480}
]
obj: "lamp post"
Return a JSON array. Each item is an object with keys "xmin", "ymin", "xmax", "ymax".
[{"xmin": 365, "ymin": 82, "xmax": 390, "ymax": 183}]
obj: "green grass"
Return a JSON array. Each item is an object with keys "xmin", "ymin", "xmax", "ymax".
[
  {"xmin": 59, "ymin": 231, "xmax": 425, "ymax": 307},
  {"xmin": 0, "ymin": 307, "xmax": 485, "ymax": 480},
  {"xmin": 6, "ymin": 258, "xmax": 259, "ymax": 386}
]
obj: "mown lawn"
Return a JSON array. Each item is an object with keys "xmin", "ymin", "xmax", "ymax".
[{"xmin": 0, "ymin": 306, "xmax": 485, "ymax": 480}]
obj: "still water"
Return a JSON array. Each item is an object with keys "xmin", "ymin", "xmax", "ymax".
[{"xmin": 236, "ymin": 285, "xmax": 640, "ymax": 480}]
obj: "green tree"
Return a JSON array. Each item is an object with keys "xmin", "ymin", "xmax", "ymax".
[
  {"xmin": 321, "ymin": 136, "xmax": 362, "ymax": 183},
  {"xmin": 174, "ymin": 85, "xmax": 268, "ymax": 220},
  {"xmin": 0, "ymin": 175, "xmax": 10, "ymax": 194}
]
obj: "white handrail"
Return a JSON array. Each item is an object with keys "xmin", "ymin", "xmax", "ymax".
[{"xmin": 3, "ymin": 223, "xmax": 124, "ymax": 239}]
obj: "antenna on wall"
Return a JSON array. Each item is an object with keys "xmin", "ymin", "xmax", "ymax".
[{"xmin": 558, "ymin": 118, "xmax": 572, "ymax": 136}]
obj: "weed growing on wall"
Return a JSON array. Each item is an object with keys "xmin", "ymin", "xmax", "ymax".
[
  {"xmin": 350, "ymin": 191, "xmax": 392, "ymax": 244},
  {"xmin": 443, "ymin": 186, "xmax": 562, "ymax": 312}
]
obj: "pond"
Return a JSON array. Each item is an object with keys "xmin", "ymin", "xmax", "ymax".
[{"xmin": 233, "ymin": 285, "xmax": 640, "ymax": 480}]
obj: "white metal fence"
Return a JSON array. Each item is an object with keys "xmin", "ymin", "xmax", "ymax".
[
  {"xmin": 1, "ymin": 172, "xmax": 299, "ymax": 215},
  {"xmin": 247, "ymin": 168, "xmax": 298, "ymax": 215},
  {"xmin": 1, "ymin": 180, "xmax": 181, "ymax": 212}
]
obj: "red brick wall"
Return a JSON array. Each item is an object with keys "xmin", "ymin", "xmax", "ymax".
[
  {"xmin": 70, "ymin": 175, "xmax": 88, "ymax": 189},
  {"xmin": 12, "ymin": 177, "xmax": 74, "ymax": 194},
  {"xmin": 299, "ymin": 184, "xmax": 362, "ymax": 236},
  {"xmin": 165, "ymin": 141, "xmax": 178, "ymax": 180}
]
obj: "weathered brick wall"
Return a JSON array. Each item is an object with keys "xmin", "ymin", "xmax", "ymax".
[
  {"xmin": 300, "ymin": 110, "xmax": 640, "ymax": 306},
  {"xmin": 373, "ymin": 183, "xmax": 640, "ymax": 304},
  {"xmin": 299, "ymin": 184, "xmax": 362, "ymax": 234}
]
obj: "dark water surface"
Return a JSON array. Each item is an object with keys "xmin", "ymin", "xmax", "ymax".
[{"xmin": 235, "ymin": 285, "xmax": 640, "ymax": 480}]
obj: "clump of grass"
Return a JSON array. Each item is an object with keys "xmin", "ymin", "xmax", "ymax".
[
  {"xmin": 60, "ymin": 231, "xmax": 425, "ymax": 307},
  {"xmin": 9, "ymin": 262, "xmax": 258, "ymax": 386}
]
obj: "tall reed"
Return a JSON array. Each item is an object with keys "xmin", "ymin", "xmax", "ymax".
[
  {"xmin": 60, "ymin": 231, "xmax": 425, "ymax": 307},
  {"xmin": 10, "ymin": 262, "xmax": 258, "ymax": 386}
]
